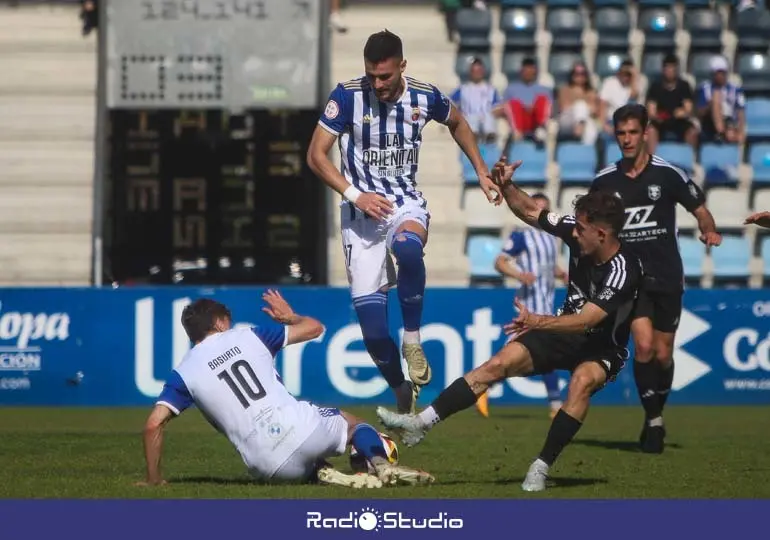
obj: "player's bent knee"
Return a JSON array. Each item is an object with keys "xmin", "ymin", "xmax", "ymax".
[
  {"xmin": 634, "ymin": 339, "xmax": 655, "ymax": 362},
  {"xmin": 391, "ymin": 232, "xmax": 424, "ymax": 265}
]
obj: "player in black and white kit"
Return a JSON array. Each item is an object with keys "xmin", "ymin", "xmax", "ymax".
[
  {"xmin": 376, "ymin": 161, "xmax": 643, "ymax": 492},
  {"xmin": 590, "ymin": 104, "xmax": 722, "ymax": 454}
]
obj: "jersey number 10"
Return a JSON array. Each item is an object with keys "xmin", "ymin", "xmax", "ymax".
[{"xmin": 217, "ymin": 360, "xmax": 267, "ymax": 409}]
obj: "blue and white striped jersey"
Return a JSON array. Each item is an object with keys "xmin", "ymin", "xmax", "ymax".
[
  {"xmin": 502, "ymin": 228, "xmax": 558, "ymax": 315},
  {"xmin": 318, "ymin": 76, "xmax": 452, "ymax": 207}
]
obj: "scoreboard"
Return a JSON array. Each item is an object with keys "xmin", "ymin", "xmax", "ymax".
[{"xmin": 95, "ymin": 0, "xmax": 330, "ymax": 285}]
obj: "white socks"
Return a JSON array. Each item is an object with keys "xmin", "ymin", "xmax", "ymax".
[
  {"xmin": 417, "ymin": 406, "xmax": 440, "ymax": 428},
  {"xmin": 403, "ymin": 330, "xmax": 420, "ymax": 345}
]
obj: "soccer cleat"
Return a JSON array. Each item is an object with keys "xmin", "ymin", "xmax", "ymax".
[
  {"xmin": 395, "ymin": 380, "xmax": 418, "ymax": 414},
  {"xmin": 374, "ymin": 463, "xmax": 435, "ymax": 486},
  {"xmin": 521, "ymin": 459, "xmax": 549, "ymax": 492},
  {"xmin": 639, "ymin": 419, "xmax": 667, "ymax": 449},
  {"xmin": 402, "ymin": 343, "xmax": 432, "ymax": 386},
  {"xmin": 476, "ymin": 391, "xmax": 489, "ymax": 417},
  {"xmin": 376, "ymin": 406, "xmax": 427, "ymax": 447},
  {"xmin": 317, "ymin": 468, "xmax": 383, "ymax": 489},
  {"xmin": 641, "ymin": 425, "xmax": 665, "ymax": 454}
]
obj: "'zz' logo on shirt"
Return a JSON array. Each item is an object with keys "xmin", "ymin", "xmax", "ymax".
[{"xmin": 623, "ymin": 205, "xmax": 658, "ymax": 230}]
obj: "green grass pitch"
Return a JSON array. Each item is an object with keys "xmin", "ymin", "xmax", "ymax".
[{"xmin": 0, "ymin": 406, "xmax": 767, "ymax": 499}]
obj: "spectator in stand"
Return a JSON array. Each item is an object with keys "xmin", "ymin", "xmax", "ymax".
[
  {"xmin": 329, "ymin": 0, "xmax": 348, "ymax": 33},
  {"xmin": 80, "ymin": 0, "xmax": 97, "ymax": 36},
  {"xmin": 450, "ymin": 57, "xmax": 501, "ymax": 144},
  {"xmin": 556, "ymin": 61, "xmax": 599, "ymax": 145},
  {"xmin": 646, "ymin": 54, "xmax": 698, "ymax": 152},
  {"xmin": 695, "ymin": 56, "xmax": 746, "ymax": 143},
  {"xmin": 495, "ymin": 57, "xmax": 551, "ymax": 144},
  {"xmin": 599, "ymin": 60, "xmax": 639, "ymax": 140}
]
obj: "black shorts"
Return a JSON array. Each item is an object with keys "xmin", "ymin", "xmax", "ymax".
[
  {"xmin": 634, "ymin": 287, "xmax": 683, "ymax": 333},
  {"xmin": 651, "ymin": 118, "xmax": 694, "ymax": 141},
  {"xmin": 515, "ymin": 330, "xmax": 628, "ymax": 385}
]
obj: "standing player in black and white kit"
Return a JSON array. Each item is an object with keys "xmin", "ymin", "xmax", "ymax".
[{"xmin": 590, "ymin": 104, "xmax": 722, "ymax": 454}]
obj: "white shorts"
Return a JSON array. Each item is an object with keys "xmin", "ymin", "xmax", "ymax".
[
  {"xmin": 269, "ymin": 405, "xmax": 348, "ymax": 482},
  {"xmin": 340, "ymin": 200, "xmax": 430, "ymax": 299}
]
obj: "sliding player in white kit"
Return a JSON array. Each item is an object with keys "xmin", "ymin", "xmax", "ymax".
[
  {"xmin": 307, "ymin": 30, "xmax": 502, "ymax": 414},
  {"xmin": 136, "ymin": 290, "xmax": 434, "ymax": 489}
]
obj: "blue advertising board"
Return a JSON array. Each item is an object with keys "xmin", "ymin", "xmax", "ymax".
[{"xmin": 0, "ymin": 287, "xmax": 768, "ymax": 406}]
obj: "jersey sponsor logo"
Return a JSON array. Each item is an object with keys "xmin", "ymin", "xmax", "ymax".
[
  {"xmin": 411, "ymin": 107, "xmax": 420, "ymax": 122},
  {"xmin": 324, "ymin": 100, "xmax": 339, "ymax": 119},
  {"xmin": 648, "ymin": 184, "xmax": 661, "ymax": 201},
  {"xmin": 546, "ymin": 212, "xmax": 562, "ymax": 226},
  {"xmin": 623, "ymin": 205, "xmax": 658, "ymax": 230}
]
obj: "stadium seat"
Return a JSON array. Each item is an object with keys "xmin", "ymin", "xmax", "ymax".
[
  {"xmin": 559, "ymin": 186, "xmax": 587, "ymax": 214},
  {"xmin": 502, "ymin": 50, "xmax": 534, "ymax": 82},
  {"xmin": 460, "ymin": 151, "xmax": 477, "ymax": 185},
  {"xmin": 595, "ymin": 52, "xmax": 627, "ymax": 80},
  {"xmin": 761, "ymin": 236, "xmax": 770, "ymax": 284},
  {"xmin": 705, "ymin": 187, "xmax": 749, "ymax": 228},
  {"xmin": 456, "ymin": 8, "xmax": 492, "ymax": 50},
  {"xmin": 455, "ymin": 51, "xmax": 492, "ymax": 82},
  {"xmin": 500, "ymin": 0, "xmax": 536, "ymax": 6},
  {"xmin": 700, "ymin": 144, "xmax": 740, "ymax": 187},
  {"xmin": 678, "ymin": 235, "xmax": 705, "ymax": 285},
  {"xmin": 594, "ymin": 8, "xmax": 630, "ymax": 51},
  {"xmin": 683, "ymin": 0, "xmax": 711, "ymax": 5},
  {"xmin": 591, "ymin": 0, "xmax": 627, "ymax": 6},
  {"xmin": 642, "ymin": 51, "xmax": 667, "ymax": 80},
  {"xmin": 689, "ymin": 52, "xmax": 718, "ymax": 86},
  {"xmin": 460, "ymin": 143, "xmax": 499, "ymax": 186},
  {"xmin": 507, "ymin": 141, "xmax": 547, "ymax": 186},
  {"xmin": 732, "ymin": 8, "xmax": 770, "ymax": 53},
  {"xmin": 684, "ymin": 9, "xmax": 723, "ymax": 53},
  {"xmin": 638, "ymin": 0, "xmax": 674, "ymax": 5},
  {"xmin": 711, "ymin": 234, "xmax": 751, "ymax": 285},
  {"xmin": 737, "ymin": 53, "xmax": 770, "ymax": 98},
  {"xmin": 467, "ymin": 234, "xmax": 504, "ymax": 286},
  {"xmin": 638, "ymin": 8, "xmax": 677, "ymax": 51},
  {"xmin": 749, "ymin": 143, "xmax": 770, "ymax": 185},
  {"xmin": 746, "ymin": 99, "xmax": 770, "ymax": 142},
  {"xmin": 604, "ymin": 141, "xmax": 622, "ymax": 167},
  {"xmin": 545, "ymin": 0, "xmax": 581, "ymax": 6},
  {"xmin": 557, "ymin": 142, "xmax": 597, "ymax": 185},
  {"xmin": 549, "ymin": 52, "xmax": 585, "ymax": 87},
  {"xmin": 546, "ymin": 8, "xmax": 584, "ymax": 51},
  {"xmin": 464, "ymin": 187, "xmax": 504, "ymax": 230},
  {"xmin": 500, "ymin": 8, "xmax": 536, "ymax": 50},
  {"xmin": 655, "ymin": 142, "xmax": 695, "ymax": 174}
]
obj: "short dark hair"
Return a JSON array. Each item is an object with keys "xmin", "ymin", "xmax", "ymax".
[
  {"xmin": 181, "ymin": 298, "xmax": 232, "ymax": 343},
  {"xmin": 364, "ymin": 30, "xmax": 403, "ymax": 63},
  {"xmin": 573, "ymin": 191, "xmax": 626, "ymax": 236},
  {"xmin": 522, "ymin": 57, "xmax": 537, "ymax": 68},
  {"xmin": 532, "ymin": 192, "xmax": 551, "ymax": 206},
  {"xmin": 613, "ymin": 103, "xmax": 649, "ymax": 129},
  {"xmin": 620, "ymin": 59, "xmax": 634, "ymax": 69},
  {"xmin": 663, "ymin": 53, "xmax": 678, "ymax": 66}
]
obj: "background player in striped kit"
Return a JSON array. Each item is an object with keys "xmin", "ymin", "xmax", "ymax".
[
  {"xmin": 475, "ymin": 193, "xmax": 568, "ymax": 418},
  {"xmin": 307, "ymin": 30, "xmax": 502, "ymax": 414}
]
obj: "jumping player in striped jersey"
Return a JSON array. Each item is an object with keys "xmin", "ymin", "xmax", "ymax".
[
  {"xmin": 474, "ymin": 193, "xmax": 567, "ymax": 419},
  {"xmin": 307, "ymin": 30, "xmax": 502, "ymax": 414}
]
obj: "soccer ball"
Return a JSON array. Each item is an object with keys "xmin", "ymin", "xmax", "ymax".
[{"xmin": 349, "ymin": 432, "xmax": 399, "ymax": 473}]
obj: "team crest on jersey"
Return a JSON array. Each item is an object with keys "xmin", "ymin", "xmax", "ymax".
[
  {"xmin": 648, "ymin": 184, "xmax": 661, "ymax": 201},
  {"xmin": 546, "ymin": 212, "xmax": 562, "ymax": 226},
  {"xmin": 411, "ymin": 107, "xmax": 421, "ymax": 122},
  {"xmin": 324, "ymin": 100, "xmax": 339, "ymax": 119}
]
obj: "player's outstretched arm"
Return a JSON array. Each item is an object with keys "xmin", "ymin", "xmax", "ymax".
[
  {"xmin": 692, "ymin": 205, "xmax": 722, "ymax": 246},
  {"xmin": 504, "ymin": 299, "xmax": 608, "ymax": 335},
  {"xmin": 745, "ymin": 211, "xmax": 770, "ymax": 229},
  {"xmin": 262, "ymin": 289, "xmax": 324, "ymax": 345},
  {"xmin": 491, "ymin": 157, "xmax": 542, "ymax": 227},
  {"xmin": 445, "ymin": 105, "xmax": 502, "ymax": 205},
  {"xmin": 137, "ymin": 404, "xmax": 174, "ymax": 486}
]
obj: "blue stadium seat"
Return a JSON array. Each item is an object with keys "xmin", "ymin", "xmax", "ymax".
[
  {"xmin": 678, "ymin": 236, "xmax": 705, "ymax": 284},
  {"xmin": 594, "ymin": 8, "xmax": 631, "ymax": 51},
  {"xmin": 500, "ymin": 8, "xmax": 536, "ymax": 50},
  {"xmin": 595, "ymin": 52, "xmax": 627, "ymax": 80},
  {"xmin": 456, "ymin": 8, "xmax": 492, "ymax": 49},
  {"xmin": 545, "ymin": 0, "xmax": 581, "ymax": 6},
  {"xmin": 689, "ymin": 51, "xmax": 717, "ymax": 86},
  {"xmin": 749, "ymin": 143, "xmax": 770, "ymax": 185},
  {"xmin": 711, "ymin": 235, "xmax": 751, "ymax": 284},
  {"xmin": 732, "ymin": 8, "xmax": 770, "ymax": 53},
  {"xmin": 501, "ymin": 0, "xmax": 536, "ymax": 6},
  {"xmin": 638, "ymin": 8, "xmax": 676, "ymax": 51},
  {"xmin": 604, "ymin": 141, "xmax": 622, "ymax": 167},
  {"xmin": 683, "ymin": 0, "xmax": 711, "ymax": 5},
  {"xmin": 684, "ymin": 9, "xmax": 723, "ymax": 53},
  {"xmin": 700, "ymin": 144, "xmax": 740, "ymax": 186},
  {"xmin": 738, "ymin": 53, "xmax": 770, "ymax": 98},
  {"xmin": 591, "ymin": 0, "xmax": 627, "ymax": 5},
  {"xmin": 546, "ymin": 8, "xmax": 584, "ymax": 51},
  {"xmin": 746, "ymin": 99, "xmax": 770, "ymax": 142},
  {"xmin": 467, "ymin": 234, "xmax": 504, "ymax": 285},
  {"xmin": 557, "ymin": 142, "xmax": 597, "ymax": 184},
  {"xmin": 655, "ymin": 142, "xmax": 694, "ymax": 174},
  {"xmin": 638, "ymin": 0, "xmax": 674, "ymax": 5},
  {"xmin": 461, "ymin": 143, "xmax": 500, "ymax": 186},
  {"xmin": 455, "ymin": 51, "xmax": 492, "ymax": 82},
  {"xmin": 507, "ymin": 141, "xmax": 547, "ymax": 186},
  {"xmin": 502, "ymin": 50, "xmax": 533, "ymax": 82},
  {"xmin": 549, "ymin": 52, "xmax": 585, "ymax": 87},
  {"xmin": 761, "ymin": 237, "xmax": 770, "ymax": 283},
  {"xmin": 460, "ymin": 152, "xmax": 477, "ymax": 184},
  {"xmin": 642, "ymin": 51, "xmax": 667, "ymax": 80}
]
